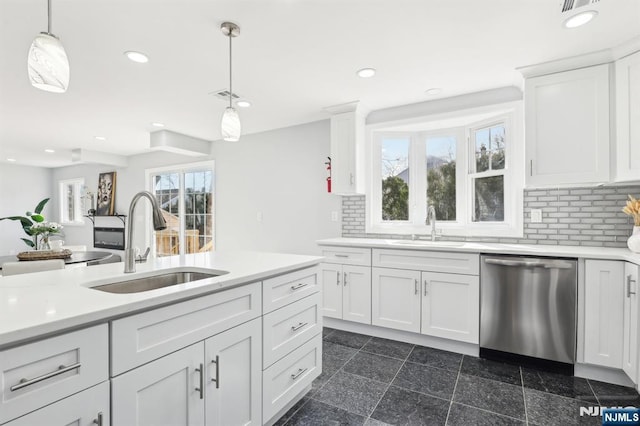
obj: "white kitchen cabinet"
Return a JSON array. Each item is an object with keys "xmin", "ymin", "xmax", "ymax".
[
  {"xmin": 4, "ymin": 381, "xmax": 109, "ymax": 426},
  {"xmin": 525, "ymin": 64, "xmax": 610, "ymax": 187},
  {"xmin": 205, "ymin": 318, "xmax": 262, "ymax": 426},
  {"xmin": 319, "ymin": 262, "xmax": 371, "ymax": 324},
  {"xmin": 326, "ymin": 102, "xmax": 367, "ymax": 195},
  {"xmin": 421, "ymin": 271, "xmax": 479, "ymax": 344},
  {"xmin": 372, "ymin": 267, "xmax": 421, "ymax": 333},
  {"xmin": 615, "ymin": 51, "xmax": 640, "ymax": 182},
  {"xmin": 584, "ymin": 259, "xmax": 624, "ymax": 368},
  {"xmin": 112, "ymin": 342, "xmax": 205, "ymax": 426},
  {"xmin": 623, "ymin": 262, "xmax": 640, "ymax": 383}
]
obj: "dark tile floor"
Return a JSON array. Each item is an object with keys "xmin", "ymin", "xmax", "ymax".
[{"xmin": 274, "ymin": 328, "xmax": 640, "ymax": 426}]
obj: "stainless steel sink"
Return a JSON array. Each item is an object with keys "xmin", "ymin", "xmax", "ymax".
[{"xmin": 91, "ymin": 270, "xmax": 226, "ymax": 294}]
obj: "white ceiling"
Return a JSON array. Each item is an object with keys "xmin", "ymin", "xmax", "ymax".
[{"xmin": 1, "ymin": 0, "xmax": 639, "ymax": 168}]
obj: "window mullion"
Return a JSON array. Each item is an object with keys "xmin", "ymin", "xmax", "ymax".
[
  {"xmin": 178, "ymin": 171, "xmax": 186, "ymax": 256},
  {"xmin": 412, "ymin": 133, "xmax": 426, "ymax": 226}
]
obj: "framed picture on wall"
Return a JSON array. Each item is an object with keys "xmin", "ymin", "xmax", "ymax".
[{"xmin": 96, "ymin": 171, "xmax": 117, "ymax": 216}]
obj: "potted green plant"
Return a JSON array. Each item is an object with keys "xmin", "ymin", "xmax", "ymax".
[{"xmin": 0, "ymin": 198, "xmax": 64, "ymax": 250}]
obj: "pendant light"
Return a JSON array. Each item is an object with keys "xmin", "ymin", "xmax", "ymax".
[
  {"xmin": 220, "ymin": 22, "xmax": 241, "ymax": 142},
  {"xmin": 28, "ymin": 0, "xmax": 69, "ymax": 93}
]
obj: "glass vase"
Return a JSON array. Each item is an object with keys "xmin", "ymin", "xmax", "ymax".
[{"xmin": 628, "ymin": 226, "xmax": 640, "ymax": 253}]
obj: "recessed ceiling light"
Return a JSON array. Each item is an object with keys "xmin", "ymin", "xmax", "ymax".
[
  {"xmin": 124, "ymin": 51, "xmax": 149, "ymax": 63},
  {"xmin": 236, "ymin": 100, "xmax": 251, "ymax": 108},
  {"xmin": 151, "ymin": 122, "xmax": 165, "ymax": 127},
  {"xmin": 94, "ymin": 136, "xmax": 107, "ymax": 141},
  {"xmin": 425, "ymin": 88, "xmax": 443, "ymax": 96},
  {"xmin": 563, "ymin": 10, "xmax": 598, "ymax": 28},
  {"xmin": 44, "ymin": 149, "xmax": 55, "ymax": 153},
  {"xmin": 7, "ymin": 158, "xmax": 16, "ymax": 162},
  {"xmin": 357, "ymin": 68, "xmax": 376, "ymax": 78}
]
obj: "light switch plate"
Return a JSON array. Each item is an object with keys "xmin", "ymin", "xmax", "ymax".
[
  {"xmin": 531, "ymin": 209, "xmax": 542, "ymax": 223},
  {"xmin": 331, "ymin": 211, "xmax": 338, "ymax": 222}
]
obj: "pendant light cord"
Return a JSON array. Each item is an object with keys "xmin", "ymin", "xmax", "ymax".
[
  {"xmin": 47, "ymin": 0, "xmax": 52, "ymax": 34},
  {"xmin": 228, "ymin": 33, "xmax": 232, "ymax": 109}
]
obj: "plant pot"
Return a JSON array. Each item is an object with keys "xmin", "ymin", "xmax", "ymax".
[{"xmin": 628, "ymin": 226, "xmax": 640, "ymax": 253}]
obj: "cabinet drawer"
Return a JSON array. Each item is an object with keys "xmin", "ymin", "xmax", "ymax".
[
  {"xmin": 263, "ymin": 293, "xmax": 322, "ymax": 368},
  {"xmin": 0, "ymin": 324, "xmax": 108, "ymax": 424},
  {"xmin": 263, "ymin": 334, "xmax": 322, "ymax": 422},
  {"xmin": 373, "ymin": 249, "xmax": 479, "ymax": 275},
  {"xmin": 320, "ymin": 246, "xmax": 371, "ymax": 266},
  {"xmin": 263, "ymin": 266, "xmax": 319, "ymax": 313},
  {"xmin": 111, "ymin": 282, "xmax": 261, "ymax": 376}
]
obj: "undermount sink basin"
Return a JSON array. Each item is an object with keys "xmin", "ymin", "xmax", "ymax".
[
  {"xmin": 90, "ymin": 270, "xmax": 227, "ymax": 294},
  {"xmin": 388, "ymin": 240, "xmax": 465, "ymax": 248}
]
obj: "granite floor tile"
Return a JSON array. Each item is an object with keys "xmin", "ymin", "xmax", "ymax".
[
  {"xmin": 361, "ymin": 337, "xmax": 414, "ymax": 360},
  {"xmin": 446, "ymin": 403, "xmax": 525, "ymax": 426},
  {"xmin": 392, "ymin": 361, "xmax": 458, "ymax": 400},
  {"xmin": 310, "ymin": 353, "xmax": 345, "ymax": 396},
  {"xmin": 323, "ymin": 327, "xmax": 337, "ymax": 339},
  {"xmin": 272, "ymin": 396, "xmax": 310, "ymax": 426},
  {"xmin": 588, "ymin": 380, "xmax": 640, "ymax": 407},
  {"xmin": 343, "ymin": 352, "xmax": 403, "ymax": 384},
  {"xmin": 313, "ymin": 371, "xmax": 388, "ymax": 417},
  {"xmin": 370, "ymin": 385, "xmax": 449, "ymax": 426},
  {"xmin": 453, "ymin": 374, "xmax": 525, "ymax": 420},
  {"xmin": 460, "ymin": 356, "xmax": 522, "ymax": 386},
  {"xmin": 324, "ymin": 341, "xmax": 358, "ymax": 362},
  {"xmin": 286, "ymin": 399, "xmax": 366, "ymax": 426},
  {"xmin": 525, "ymin": 388, "xmax": 601, "ymax": 426},
  {"xmin": 407, "ymin": 346, "xmax": 462, "ymax": 372},
  {"xmin": 522, "ymin": 367, "xmax": 597, "ymax": 402},
  {"xmin": 363, "ymin": 418, "xmax": 393, "ymax": 426},
  {"xmin": 325, "ymin": 330, "xmax": 372, "ymax": 349}
]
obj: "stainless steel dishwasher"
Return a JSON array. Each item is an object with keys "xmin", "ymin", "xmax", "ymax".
[{"xmin": 480, "ymin": 255, "xmax": 578, "ymax": 368}]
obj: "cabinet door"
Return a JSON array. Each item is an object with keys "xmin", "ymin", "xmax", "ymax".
[
  {"xmin": 343, "ymin": 265, "xmax": 372, "ymax": 324},
  {"xmin": 372, "ymin": 267, "xmax": 421, "ymax": 333},
  {"xmin": 205, "ymin": 318, "xmax": 261, "ymax": 426},
  {"xmin": 615, "ymin": 51, "xmax": 640, "ymax": 182},
  {"xmin": 584, "ymin": 260, "xmax": 624, "ymax": 368},
  {"xmin": 421, "ymin": 272, "xmax": 479, "ymax": 344},
  {"xmin": 112, "ymin": 343, "xmax": 205, "ymax": 426},
  {"xmin": 623, "ymin": 263, "xmax": 639, "ymax": 382},
  {"xmin": 320, "ymin": 263, "xmax": 343, "ymax": 319},
  {"xmin": 5, "ymin": 381, "xmax": 109, "ymax": 426},
  {"xmin": 525, "ymin": 65, "xmax": 610, "ymax": 187}
]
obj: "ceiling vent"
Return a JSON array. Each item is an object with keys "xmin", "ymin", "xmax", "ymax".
[
  {"xmin": 560, "ymin": 0, "xmax": 600, "ymax": 28},
  {"xmin": 210, "ymin": 89, "xmax": 241, "ymax": 102},
  {"xmin": 561, "ymin": 0, "xmax": 599, "ymax": 13}
]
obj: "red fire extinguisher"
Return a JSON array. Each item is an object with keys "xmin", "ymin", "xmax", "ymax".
[{"xmin": 325, "ymin": 157, "xmax": 332, "ymax": 193}]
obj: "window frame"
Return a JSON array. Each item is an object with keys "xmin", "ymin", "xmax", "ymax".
[
  {"xmin": 58, "ymin": 178, "xmax": 85, "ymax": 226},
  {"xmin": 366, "ymin": 102, "xmax": 523, "ymax": 238}
]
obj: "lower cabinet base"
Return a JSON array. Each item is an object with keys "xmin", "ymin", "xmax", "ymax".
[
  {"xmin": 325, "ymin": 317, "xmax": 478, "ymax": 357},
  {"xmin": 575, "ymin": 363, "xmax": 636, "ymax": 388},
  {"xmin": 263, "ymin": 385, "xmax": 311, "ymax": 426}
]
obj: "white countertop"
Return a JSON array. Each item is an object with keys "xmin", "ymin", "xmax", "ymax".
[
  {"xmin": 317, "ymin": 237, "xmax": 640, "ymax": 263},
  {"xmin": 0, "ymin": 251, "xmax": 322, "ymax": 349}
]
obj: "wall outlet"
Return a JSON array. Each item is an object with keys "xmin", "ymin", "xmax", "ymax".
[
  {"xmin": 531, "ymin": 209, "xmax": 542, "ymax": 223},
  {"xmin": 331, "ymin": 211, "xmax": 338, "ymax": 222}
]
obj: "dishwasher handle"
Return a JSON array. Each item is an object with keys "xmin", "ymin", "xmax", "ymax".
[{"xmin": 484, "ymin": 257, "xmax": 574, "ymax": 269}]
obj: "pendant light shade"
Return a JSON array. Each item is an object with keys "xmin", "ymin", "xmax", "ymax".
[
  {"xmin": 28, "ymin": 33, "xmax": 69, "ymax": 93},
  {"xmin": 28, "ymin": 0, "xmax": 69, "ymax": 93},
  {"xmin": 221, "ymin": 106, "xmax": 241, "ymax": 142},
  {"xmin": 220, "ymin": 22, "xmax": 241, "ymax": 141}
]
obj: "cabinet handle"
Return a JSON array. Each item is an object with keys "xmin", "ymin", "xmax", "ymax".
[
  {"xmin": 344, "ymin": 272, "xmax": 348, "ymax": 286},
  {"xmin": 336, "ymin": 271, "xmax": 340, "ymax": 286},
  {"xmin": 210, "ymin": 355, "xmax": 220, "ymax": 388},
  {"xmin": 195, "ymin": 363, "xmax": 204, "ymax": 399},
  {"xmin": 628, "ymin": 275, "xmax": 637, "ymax": 298},
  {"xmin": 291, "ymin": 282, "xmax": 308, "ymax": 291},
  {"xmin": 414, "ymin": 279, "xmax": 418, "ymax": 295},
  {"xmin": 530, "ymin": 159, "xmax": 533, "ymax": 177},
  {"xmin": 92, "ymin": 412, "xmax": 103, "ymax": 426},
  {"xmin": 350, "ymin": 173, "xmax": 354, "ymax": 185},
  {"xmin": 291, "ymin": 322, "xmax": 308, "ymax": 332},
  {"xmin": 291, "ymin": 367, "xmax": 308, "ymax": 380},
  {"xmin": 334, "ymin": 254, "xmax": 349, "ymax": 258},
  {"xmin": 10, "ymin": 362, "xmax": 81, "ymax": 392},
  {"xmin": 424, "ymin": 280, "xmax": 428, "ymax": 296}
]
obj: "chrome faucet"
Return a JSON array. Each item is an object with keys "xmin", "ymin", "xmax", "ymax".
[
  {"xmin": 426, "ymin": 205, "xmax": 437, "ymax": 242},
  {"xmin": 124, "ymin": 191, "xmax": 167, "ymax": 273}
]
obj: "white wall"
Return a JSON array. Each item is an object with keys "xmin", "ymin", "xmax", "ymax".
[
  {"xmin": 50, "ymin": 119, "xmax": 341, "ymax": 256},
  {"xmin": 0, "ymin": 164, "xmax": 53, "ymax": 255}
]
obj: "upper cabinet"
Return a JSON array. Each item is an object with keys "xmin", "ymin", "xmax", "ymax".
[
  {"xmin": 614, "ymin": 51, "xmax": 640, "ymax": 182},
  {"xmin": 524, "ymin": 64, "xmax": 611, "ymax": 187},
  {"xmin": 325, "ymin": 102, "xmax": 368, "ymax": 195}
]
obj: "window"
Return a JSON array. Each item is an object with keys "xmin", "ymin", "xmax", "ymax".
[
  {"xmin": 367, "ymin": 104, "xmax": 523, "ymax": 237},
  {"xmin": 58, "ymin": 178, "xmax": 84, "ymax": 225},
  {"xmin": 146, "ymin": 162, "xmax": 215, "ymax": 257}
]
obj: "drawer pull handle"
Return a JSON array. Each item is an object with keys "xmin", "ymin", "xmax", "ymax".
[
  {"xmin": 424, "ymin": 280, "xmax": 428, "ymax": 296},
  {"xmin": 291, "ymin": 282, "xmax": 309, "ymax": 291},
  {"xmin": 93, "ymin": 412, "xmax": 103, "ymax": 426},
  {"xmin": 291, "ymin": 322, "xmax": 308, "ymax": 332},
  {"xmin": 195, "ymin": 363, "xmax": 204, "ymax": 399},
  {"xmin": 291, "ymin": 367, "xmax": 308, "ymax": 380},
  {"xmin": 337, "ymin": 271, "xmax": 340, "ymax": 286},
  {"xmin": 10, "ymin": 362, "xmax": 81, "ymax": 392},
  {"xmin": 334, "ymin": 254, "xmax": 349, "ymax": 258},
  {"xmin": 344, "ymin": 272, "xmax": 348, "ymax": 287},
  {"xmin": 628, "ymin": 275, "xmax": 637, "ymax": 298},
  {"xmin": 414, "ymin": 279, "xmax": 418, "ymax": 295},
  {"xmin": 211, "ymin": 355, "xmax": 220, "ymax": 389}
]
